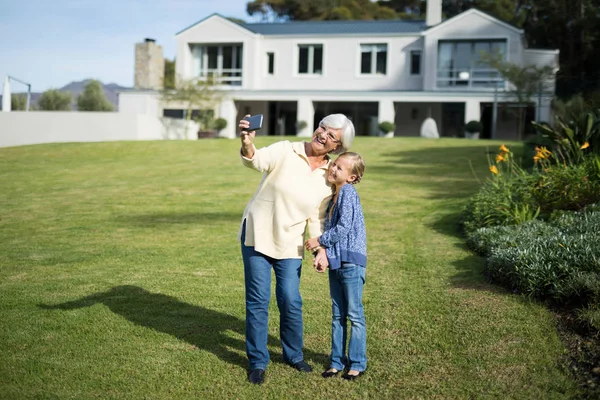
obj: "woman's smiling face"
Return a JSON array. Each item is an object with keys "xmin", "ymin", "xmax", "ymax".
[{"xmin": 311, "ymin": 123, "xmax": 342, "ymax": 155}]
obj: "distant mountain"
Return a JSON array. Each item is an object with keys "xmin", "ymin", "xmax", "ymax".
[{"xmin": 0, "ymin": 79, "xmax": 131, "ymax": 110}]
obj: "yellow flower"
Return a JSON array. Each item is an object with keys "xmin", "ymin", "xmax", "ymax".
[
  {"xmin": 533, "ymin": 155, "xmax": 540, "ymax": 163},
  {"xmin": 496, "ymin": 154, "xmax": 505, "ymax": 163},
  {"xmin": 581, "ymin": 142, "xmax": 590, "ymax": 149},
  {"xmin": 489, "ymin": 165, "xmax": 498, "ymax": 175},
  {"xmin": 499, "ymin": 144, "xmax": 509, "ymax": 153}
]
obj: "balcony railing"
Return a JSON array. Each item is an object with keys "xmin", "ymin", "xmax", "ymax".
[
  {"xmin": 198, "ymin": 69, "xmax": 243, "ymax": 86},
  {"xmin": 437, "ymin": 68, "xmax": 505, "ymax": 89}
]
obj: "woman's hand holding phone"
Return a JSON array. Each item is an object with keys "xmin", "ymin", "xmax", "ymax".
[{"xmin": 240, "ymin": 114, "xmax": 256, "ymax": 157}]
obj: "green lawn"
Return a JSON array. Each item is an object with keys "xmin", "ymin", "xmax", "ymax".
[{"xmin": 0, "ymin": 137, "xmax": 579, "ymax": 399}]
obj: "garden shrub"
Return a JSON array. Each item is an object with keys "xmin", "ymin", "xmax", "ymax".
[
  {"xmin": 530, "ymin": 157, "xmax": 600, "ymax": 215},
  {"xmin": 468, "ymin": 206, "xmax": 600, "ymax": 307},
  {"xmin": 460, "ymin": 173, "xmax": 539, "ymax": 235}
]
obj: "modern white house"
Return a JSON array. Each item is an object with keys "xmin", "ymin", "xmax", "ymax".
[{"xmin": 119, "ymin": 0, "xmax": 559, "ymax": 140}]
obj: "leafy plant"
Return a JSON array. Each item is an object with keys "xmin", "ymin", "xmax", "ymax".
[
  {"xmin": 533, "ymin": 109, "xmax": 600, "ymax": 165},
  {"xmin": 465, "ymin": 120, "xmax": 483, "ymax": 133},
  {"xmin": 378, "ymin": 121, "xmax": 395, "ymax": 134},
  {"xmin": 296, "ymin": 120, "xmax": 308, "ymax": 132},
  {"xmin": 468, "ymin": 206, "xmax": 600, "ymax": 308},
  {"xmin": 479, "ymin": 50, "xmax": 556, "ymax": 140},
  {"xmin": 213, "ymin": 117, "xmax": 227, "ymax": 131},
  {"xmin": 77, "ymin": 80, "xmax": 113, "ymax": 112},
  {"xmin": 10, "ymin": 93, "xmax": 28, "ymax": 111},
  {"xmin": 38, "ymin": 89, "xmax": 73, "ymax": 111},
  {"xmin": 160, "ymin": 76, "xmax": 223, "ymax": 135}
]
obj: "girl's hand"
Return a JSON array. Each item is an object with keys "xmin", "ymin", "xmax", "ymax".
[
  {"xmin": 313, "ymin": 248, "xmax": 329, "ymax": 272},
  {"xmin": 305, "ymin": 237, "xmax": 320, "ymax": 251}
]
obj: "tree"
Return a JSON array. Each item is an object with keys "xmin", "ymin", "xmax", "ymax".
[
  {"xmin": 10, "ymin": 94, "xmax": 27, "ymax": 111},
  {"xmin": 161, "ymin": 76, "xmax": 224, "ymax": 138},
  {"xmin": 163, "ymin": 59, "xmax": 176, "ymax": 90},
  {"xmin": 38, "ymin": 89, "xmax": 72, "ymax": 111},
  {"xmin": 246, "ymin": 0, "xmax": 399, "ymax": 21},
  {"xmin": 77, "ymin": 80, "xmax": 113, "ymax": 112},
  {"xmin": 480, "ymin": 50, "xmax": 556, "ymax": 140}
]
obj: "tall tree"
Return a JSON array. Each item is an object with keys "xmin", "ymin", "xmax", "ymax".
[
  {"xmin": 38, "ymin": 89, "xmax": 73, "ymax": 111},
  {"xmin": 10, "ymin": 94, "xmax": 27, "ymax": 111},
  {"xmin": 163, "ymin": 58, "xmax": 176, "ymax": 90},
  {"xmin": 522, "ymin": 0, "xmax": 600, "ymax": 98},
  {"xmin": 246, "ymin": 0, "xmax": 398, "ymax": 21},
  {"xmin": 77, "ymin": 80, "xmax": 113, "ymax": 112}
]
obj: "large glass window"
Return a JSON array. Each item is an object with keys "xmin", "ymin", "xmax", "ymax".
[
  {"xmin": 298, "ymin": 44, "xmax": 323, "ymax": 75},
  {"xmin": 192, "ymin": 44, "xmax": 243, "ymax": 86},
  {"xmin": 437, "ymin": 40, "xmax": 507, "ymax": 88},
  {"xmin": 360, "ymin": 44, "xmax": 387, "ymax": 75}
]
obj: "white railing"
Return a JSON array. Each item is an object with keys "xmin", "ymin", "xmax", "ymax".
[
  {"xmin": 198, "ymin": 69, "xmax": 243, "ymax": 86},
  {"xmin": 437, "ymin": 68, "xmax": 505, "ymax": 89}
]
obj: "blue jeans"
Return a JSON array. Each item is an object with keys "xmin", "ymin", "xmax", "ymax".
[
  {"xmin": 241, "ymin": 226, "xmax": 304, "ymax": 370},
  {"xmin": 328, "ymin": 263, "xmax": 367, "ymax": 372}
]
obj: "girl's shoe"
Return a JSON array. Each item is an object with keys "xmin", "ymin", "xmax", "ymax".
[
  {"xmin": 342, "ymin": 370, "xmax": 365, "ymax": 380},
  {"xmin": 321, "ymin": 368, "xmax": 340, "ymax": 378}
]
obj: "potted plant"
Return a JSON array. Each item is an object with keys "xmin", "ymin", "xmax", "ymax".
[
  {"xmin": 213, "ymin": 117, "xmax": 228, "ymax": 132},
  {"xmin": 378, "ymin": 121, "xmax": 395, "ymax": 138},
  {"xmin": 465, "ymin": 120, "xmax": 483, "ymax": 139},
  {"xmin": 296, "ymin": 120, "xmax": 308, "ymax": 134}
]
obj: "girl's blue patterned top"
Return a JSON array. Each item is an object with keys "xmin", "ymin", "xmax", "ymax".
[{"xmin": 319, "ymin": 184, "xmax": 367, "ymax": 270}]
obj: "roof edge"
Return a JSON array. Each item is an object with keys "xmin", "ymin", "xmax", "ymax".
[{"xmin": 176, "ymin": 13, "xmax": 254, "ymax": 36}]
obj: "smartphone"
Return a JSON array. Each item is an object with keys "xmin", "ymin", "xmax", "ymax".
[{"xmin": 245, "ymin": 114, "xmax": 263, "ymax": 131}]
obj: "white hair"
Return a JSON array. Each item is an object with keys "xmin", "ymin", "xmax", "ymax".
[{"xmin": 320, "ymin": 113, "xmax": 355, "ymax": 154}]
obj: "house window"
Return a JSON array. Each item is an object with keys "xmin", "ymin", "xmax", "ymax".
[
  {"xmin": 410, "ymin": 51, "xmax": 421, "ymax": 75},
  {"xmin": 267, "ymin": 52, "xmax": 274, "ymax": 75},
  {"xmin": 437, "ymin": 39, "xmax": 507, "ymax": 88},
  {"xmin": 192, "ymin": 44, "xmax": 243, "ymax": 85},
  {"xmin": 298, "ymin": 44, "xmax": 323, "ymax": 74},
  {"xmin": 360, "ymin": 44, "xmax": 387, "ymax": 75}
]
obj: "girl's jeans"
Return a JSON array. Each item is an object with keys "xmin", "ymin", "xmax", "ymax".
[{"xmin": 328, "ymin": 263, "xmax": 367, "ymax": 372}]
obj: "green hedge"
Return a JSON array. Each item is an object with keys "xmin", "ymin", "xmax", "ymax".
[
  {"xmin": 467, "ymin": 206, "xmax": 600, "ymax": 306},
  {"xmin": 461, "ymin": 155, "xmax": 600, "ymax": 234}
]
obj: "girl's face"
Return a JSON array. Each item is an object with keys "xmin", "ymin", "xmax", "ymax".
[{"xmin": 327, "ymin": 156, "xmax": 356, "ymax": 187}]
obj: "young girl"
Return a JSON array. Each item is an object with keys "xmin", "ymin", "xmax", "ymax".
[{"xmin": 305, "ymin": 151, "xmax": 367, "ymax": 380}]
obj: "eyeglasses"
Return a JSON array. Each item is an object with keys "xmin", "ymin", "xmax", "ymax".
[{"xmin": 318, "ymin": 124, "xmax": 341, "ymax": 143}]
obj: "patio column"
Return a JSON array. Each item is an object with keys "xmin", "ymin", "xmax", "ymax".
[
  {"xmin": 296, "ymin": 98, "xmax": 314, "ymax": 137},
  {"xmin": 464, "ymin": 100, "xmax": 481, "ymax": 124},
  {"xmin": 378, "ymin": 99, "xmax": 395, "ymax": 136},
  {"xmin": 219, "ymin": 98, "xmax": 237, "ymax": 139}
]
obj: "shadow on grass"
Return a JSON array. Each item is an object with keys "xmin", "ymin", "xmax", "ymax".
[
  {"xmin": 117, "ymin": 212, "xmax": 241, "ymax": 227},
  {"xmin": 39, "ymin": 285, "xmax": 327, "ymax": 370},
  {"xmin": 429, "ymin": 211, "xmax": 465, "ymax": 239},
  {"xmin": 368, "ymin": 145, "xmax": 498, "ymax": 200}
]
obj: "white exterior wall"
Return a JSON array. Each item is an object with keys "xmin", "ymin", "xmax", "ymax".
[
  {"xmin": 258, "ymin": 35, "xmax": 424, "ymax": 91},
  {"xmin": 0, "ymin": 112, "xmax": 166, "ymax": 148},
  {"xmin": 118, "ymin": 91, "xmax": 161, "ymax": 115},
  {"xmin": 422, "ymin": 11, "xmax": 524, "ymax": 91}
]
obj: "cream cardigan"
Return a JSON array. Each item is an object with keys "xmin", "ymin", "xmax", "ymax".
[{"xmin": 238, "ymin": 140, "xmax": 332, "ymax": 259}]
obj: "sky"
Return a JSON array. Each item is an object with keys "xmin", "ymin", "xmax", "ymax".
[{"xmin": 0, "ymin": 0, "xmax": 260, "ymax": 92}]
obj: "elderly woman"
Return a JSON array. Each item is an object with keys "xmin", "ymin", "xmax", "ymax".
[{"xmin": 238, "ymin": 113, "xmax": 355, "ymax": 384}]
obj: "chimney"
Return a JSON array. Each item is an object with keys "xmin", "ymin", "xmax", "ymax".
[
  {"xmin": 134, "ymin": 38, "xmax": 165, "ymax": 90},
  {"xmin": 426, "ymin": 0, "xmax": 442, "ymax": 27}
]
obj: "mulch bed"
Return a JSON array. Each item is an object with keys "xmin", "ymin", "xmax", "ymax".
[{"xmin": 553, "ymin": 308, "xmax": 600, "ymax": 398}]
